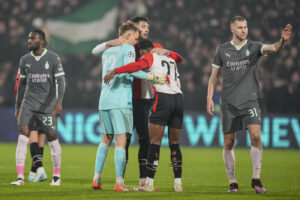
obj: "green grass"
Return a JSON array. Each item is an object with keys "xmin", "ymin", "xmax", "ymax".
[{"xmin": 0, "ymin": 144, "xmax": 300, "ymax": 200}]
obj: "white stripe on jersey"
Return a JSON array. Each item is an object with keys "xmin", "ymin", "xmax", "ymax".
[
  {"xmin": 55, "ymin": 79, "xmax": 58, "ymax": 100},
  {"xmin": 150, "ymin": 53, "xmax": 182, "ymax": 94}
]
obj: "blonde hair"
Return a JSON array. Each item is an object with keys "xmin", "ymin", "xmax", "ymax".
[{"xmin": 119, "ymin": 21, "xmax": 139, "ymax": 36}]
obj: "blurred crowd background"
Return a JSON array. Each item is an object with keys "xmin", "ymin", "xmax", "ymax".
[{"xmin": 0, "ymin": 0, "xmax": 299, "ymax": 114}]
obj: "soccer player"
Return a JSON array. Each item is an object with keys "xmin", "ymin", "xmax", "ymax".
[
  {"xmin": 12, "ymin": 29, "xmax": 65, "ymax": 186},
  {"xmin": 207, "ymin": 16, "xmax": 292, "ymax": 193},
  {"xmin": 15, "ymin": 72, "xmax": 47, "ymax": 182},
  {"xmin": 92, "ymin": 22, "xmax": 166, "ymax": 191},
  {"xmin": 104, "ymin": 39, "xmax": 184, "ymax": 192},
  {"xmin": 92, "ymin": 17, "xmax": 170, "ymax": 190}
]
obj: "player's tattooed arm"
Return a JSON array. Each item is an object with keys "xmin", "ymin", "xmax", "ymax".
[
  {"xmin": 207, "ymin": 67, "xmax": 220, "ymax": 117},
  {"xmin": 262, "ymin": 24, "xmax": 292, "ymax": 54},
  {"xmin": 92, "ymin": 39, "xmax": 124, "ymax": 55}
]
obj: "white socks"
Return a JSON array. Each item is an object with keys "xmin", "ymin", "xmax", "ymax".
[
  {"xmin": 251, "ymin": 146, "xmax": 263, "ymax": 179},
  {"xmin": 49, "ymin": 139, "xmax": 61, "ymax": 176},
  {"xmin": 223, "ymin": 149, "xmax": 237, "ymax": 184},
  {"xmin": 16, "ymin": 135, "xmax": 29, "ymax": 176},
  {"xmin": 139, "ymin": 178, "xmax": 146, "ymax": 185},
  {"xmin": 145, "ymin": 177, "xmax": 154, "ymax": 186},
  {"xmin": 116, "ymin": 177, "xmax": 124, "ymax": 185},
  {"xmin": 175, "ymin": 178, "xmax": 182, "ymax": 185}
]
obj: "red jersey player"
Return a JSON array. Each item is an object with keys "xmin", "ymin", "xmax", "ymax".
[
  {"xmin": 92, "ymin": 17, "xmax": 172, "ymax": 190},
  {"xmin": 104, "ymin": 38, "xmax": 184, "ymax": 192}
]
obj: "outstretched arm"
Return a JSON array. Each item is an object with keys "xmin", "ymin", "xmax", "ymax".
[
  {"xmin": 103, "ymin": 60, "xmax": 148, "ymax": 83},
  {"xmin": 151, "ymin": 48, "xmax": 183, "ymax": 63},
  {"xmin": 207, "ymin": 67, "xmax": 220, "ymax": 117},
  {"xmin": 262, "ymin": 24, "xmax": 292, "ymax": 54},
  {"xmin": 92, "ymin": 39, "xmax": 124, "ymax": 55}
]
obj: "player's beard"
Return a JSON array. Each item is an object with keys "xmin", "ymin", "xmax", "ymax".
[
  {"xmin": 236, "ymin": 34, "xmax": 247, "ymax": 42},
  {"xmin": 28, "ymin": 42, "xmax": 40, "ymax": 51}
]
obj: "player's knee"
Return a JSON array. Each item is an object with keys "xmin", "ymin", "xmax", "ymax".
[
  {"xmin": 18, "ymin": 126, "xmax": 30, "ymax": 137},
  {"xmin": 224, "ymin": 140, "xmax": 234, "ymax": 150},
  {"xmin": 150, "ymin": 137, "xmax": 161, "ymax": 145},
  {"xmin": 47, "ymin": 134, "xmax": 57, "ymax": 142},
  {"xmin": 139, "ymin": 135, "xmax": 149, "ymax": 144},
  {"xmin": 168, "ymin": 136, "xmax": 179, "ymax": 145},
  {"xmin": 250, "ymin": 133, "xmax": 261, "ymax": 146}
]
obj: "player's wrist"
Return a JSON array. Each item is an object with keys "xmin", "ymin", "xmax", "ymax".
[
  {"xmin": 207, "ymin": 97, "xmax": 213, "ymax": 101},
  {"xmin": 103, "ymin": 42, "xmax": 109, "ymax": 48},
  {"xmin": 147, "ymin": 72, "xmax": 154, "ymax": 80},
  {"xmin": 281, "ymin": 37, "xmax": 287, "ymax": 43}
]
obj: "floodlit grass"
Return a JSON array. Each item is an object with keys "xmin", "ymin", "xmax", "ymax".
[{"xmin": 0, "ymin": 144, "xmax": 299, "ymax": 200}]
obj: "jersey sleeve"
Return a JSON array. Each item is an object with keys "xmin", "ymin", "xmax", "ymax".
[
  {"xmin": 14, "ymin": 72, "xmax": 20, "ymax": 96},
  {"xmin": 255, "ymin": 41, "xmax": 265, "ymax": 56},
  {"xmin": 19, "ymin": 57, "xmax": 26, "ymax": 78},
  {"xmin": 123, "ymin": 45, "xmax": 136, "ymax": 65},
  {"xmin": 153, "ymin": 43, "xmax": 163, "ymax": 49},
  {"xmin": 115, "ymin": 53, "xmax": 153, "ymax": 74},
  {"xmin": 53, "ymin": 55, "xmax": 65, "ymax": 78},
  {"xmin": 168, "ymin": 51, "xmax": 183, "ymax": 63},
  {"xmin": 141, "ymin": 53, "xmax": 154, "ymax": 67},
  {"xmin": 212, "ymin": 47, "xmax": 222, "ymax": 69},
  {"xmin": 115, "ymin": 59, "xmax": 149, "ymax": 74},
  {"xmin": 92, "ymin": 42, "xmax": 107, "ymax": 55}
]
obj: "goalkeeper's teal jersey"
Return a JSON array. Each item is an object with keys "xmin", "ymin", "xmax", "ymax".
[{"xmin": 99, "ymin": 44, "xmax": 144, "ymax": 110}]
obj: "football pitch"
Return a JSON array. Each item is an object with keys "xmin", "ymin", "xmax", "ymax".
[{"xmin": 0, "ymin": 144, "xmax": 299, "ymax": 200}]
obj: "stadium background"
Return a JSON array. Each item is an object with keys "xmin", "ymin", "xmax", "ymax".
[{"xmin": 0, "ymin": 0, "xmax": 299, "ymax": 148}]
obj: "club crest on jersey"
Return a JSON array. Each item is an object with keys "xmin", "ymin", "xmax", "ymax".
[
  {"xmin": 45, "ymin": 61, "xmax": 49, "ymax": 69},
  {"xmin": 246, "ymin": 49, "xmax": 250, "ymax": 56},
  {"xmin": 128, "ymin": 51, "xmax": 134, "ymax": 58}
]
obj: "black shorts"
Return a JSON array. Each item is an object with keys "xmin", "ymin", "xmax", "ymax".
[
  {"xmin": 133, "ymin": 98, "xmax": 153, "ymax": 137},
  {"xmin": 149, "ymin": 92, "xmax": 183, "ymax": 129},
  {"xmin": 220, "ymin": 102, "xmax": 261, "ymax": 134},
  {"xmin": 18, "ymin": 105, "xmax": 57, "ymax": 134}
]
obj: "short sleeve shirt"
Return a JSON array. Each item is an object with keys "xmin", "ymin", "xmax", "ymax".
[
  {"xmin": 212, "ymin": 40, "xmax": 264, "ymax": 109},
  {"xmin": 18, "ymin": 49, "xmax": 65, "ymax": 113}
]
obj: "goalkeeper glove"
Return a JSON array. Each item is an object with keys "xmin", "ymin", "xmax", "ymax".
[{"xmin": 147, "ymin": 72, "xmax": 167, "ymax": 84}]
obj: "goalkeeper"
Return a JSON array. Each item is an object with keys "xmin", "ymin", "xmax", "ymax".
[{"xmin": 92, "ymin": 21, "xmax": 166, "ymax": 191}]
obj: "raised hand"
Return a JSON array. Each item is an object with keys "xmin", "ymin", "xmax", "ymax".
[{"xmin": 282, "ymin": 24, "xmax": 292, "ymax": 42}]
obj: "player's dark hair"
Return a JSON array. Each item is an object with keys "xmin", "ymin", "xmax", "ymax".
[
  {"xmin": 31, "ymin": 29, "xmax": 48, "ymax": 47},
  {"xmin": 131, "ymin": 16, "xmax": 149, "ymax": 24},
  {"xmin": 138, "ymin": 39, "xmax": 153, "ymax": 50},
  {"xmin": 119, "ymin": 21, "xmax": 139, "ymax": 36},
  {"xmin": 230, "ymin": 16, "xmax": 246, "ymax": 25}
]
